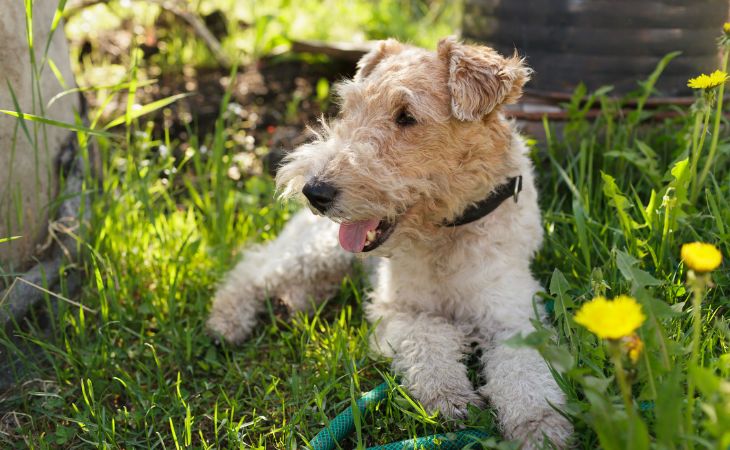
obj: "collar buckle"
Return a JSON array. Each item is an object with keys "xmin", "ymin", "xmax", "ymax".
[{"xmin": 513, "ymin": 175, "xmax": 523, "ymax": 203}]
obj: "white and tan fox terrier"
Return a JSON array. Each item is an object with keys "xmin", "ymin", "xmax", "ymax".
[{"xmin": 208, "ymin": 37, "xmax": 573, "ymax": 448}]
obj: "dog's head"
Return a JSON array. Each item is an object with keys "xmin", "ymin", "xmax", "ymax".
[{"xmin": 276, "ymin": 37, "xmax": 530, "ymax": 255}]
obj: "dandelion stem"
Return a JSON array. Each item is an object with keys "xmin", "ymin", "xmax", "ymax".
[
  {"xmin": 697, "ymin": 48, "xmax": 730, "ymax": 194},
  {"xmin": 684, "ymin": 271, "xmax": 706, "ymax": 449},
  {"xmin": 640, "ymin": 332, "xmax": 657, "ymax": 399},
  {"xmin": 610, "ymin": 343, "xmax": 634, "ymax": 417},
  {"xmin": 687, "ymin": 109, "xmax": 704, "ymax": 200},
  {"xmin": 689, "ymin": 103, "xmax": 712, "ymax": 202},
  {"xmin": 652, "ymin": 316, "xmax": 671, "ymax": 370}
]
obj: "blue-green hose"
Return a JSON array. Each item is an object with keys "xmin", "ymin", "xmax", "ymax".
[
  {"xmin": 366, "ymin": 430, "xmax": 490, "ymax": 450},
  {"xmin": 309, "ymin": 382, "xmax": 489, "ymax": 450},
  {"xmin": 310, "ymin": 383, "xmax": 390, "ymax": 449}
]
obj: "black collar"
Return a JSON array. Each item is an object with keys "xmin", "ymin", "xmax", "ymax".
[{"xmin": 443, "ymin": 176, "xmax": 523, "ymax": 227}]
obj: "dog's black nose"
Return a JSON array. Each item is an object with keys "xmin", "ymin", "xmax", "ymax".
[{"xmin": 302, "ymin": 179, "xmax": 338, "ymax": 213}]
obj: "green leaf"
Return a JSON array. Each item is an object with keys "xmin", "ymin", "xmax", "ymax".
[
  {"xmin": 643, "ymin": 189, "xmax": 658, "ymax": 231},
  {"xmin": 104, "ymin": 93, "xmax": 190, "ymax": 130},
  {"xmin": 635, "ymin": 140, "xmax": 662, "ymax": 186},
  {"xmin": 616, "ymin": 250, "xmax": 661, "ymax": 288},
  {"xmin": 605, "ymin": 141, "xmax": 661, "ymax": 188},
  {"xmin": 627, "ymin": 413, "xmax": 650, "ymax": 450},
  {"xmin": 691, "ymin": 366, "xmax": 721, "ymax": 396},
  {"xmin": 47, "ymin": 79, "xmax": 157, "ymax": 109},
  {"xmin": 54, "ymin": 425, "xmax": 74, "ymax": 445},
  {"xmin": 5, "ymin": 80, "xmax": 32, "ymax": 144},
  {"xmin": 602, "ymin": 172, "xmax": 630, "ymax": 210},
  {"xmin": 504, "ymin": 329, "xmax": 552, "ymax": 348},
  {"xmin": 669, "ymin": 158, "xmax": 690, "ymax": 207},
  {"xmin": 583, "ymin": 375, "xmax": 613, "ymax": 393},
  {"xmin": 550, "ymin": 269, "xmax": 575, "ymax": 313},
  {"xmin": 655, "ymin": 367, "xmax": 683, "ymax": 446},
  {"xmin": 581, "ymin": 376, "xmax": 625, "ymax": 450},
  {"xmin": 634, "ymin": 287, "xmax": 677, "ymax": 319},
  {"xmin": 0, "ymin": 109, "xmax": 113, "ymax": 138},
  {"xmin": 540, "ymin": 344, "xmax": 575, "ymax": 373},
  {"xmin": 47, "ymin": 58, "xmax": 68, "ymax": 90},
  {"xmin": 602, "ymin": 172, "xmax": 640, "ymax": 252},
  {"xmin": 549, "ymin": 269, "xmax": 575, "ymax": 347},
  {"xmin": 506, "ymin": 330, "xmax": 574, "ymax": 372},
  {"xmin": 664, "ymin": 158, "xmax": 690, "ymax": 231},
  {"xmin": 629, "ymin": 51, "xmax": 681, "ymax": 126},
  {"xmin": 572, "ymin": 198, "xmax": 591, "ymax": 269}
]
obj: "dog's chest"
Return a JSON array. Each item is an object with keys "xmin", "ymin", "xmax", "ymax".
[{"xmin": 380, "ymin": 244, "xmax": 504, "ymax": 319}]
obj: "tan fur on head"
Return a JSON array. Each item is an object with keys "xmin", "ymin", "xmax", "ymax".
[
  {"xmin": 355, "ymin": 38, "xmax": 404, "ymax": 80},
  {"xmin": 438, "ymin": 36, "xmax": 531, "ymax": 121}
]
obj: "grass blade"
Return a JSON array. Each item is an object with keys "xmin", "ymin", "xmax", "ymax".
[
  {"xmin": 103, "ymin": 93, "xmax": 190, "ymax": 130},
  {"xmin": 0, "ymin": 109, "xmax": 113, "ymax": 138}
]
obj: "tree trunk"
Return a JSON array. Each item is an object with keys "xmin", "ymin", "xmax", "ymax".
[{"xmin": 0, "ymin": 0, "xmax": 81, "ymax": 275}]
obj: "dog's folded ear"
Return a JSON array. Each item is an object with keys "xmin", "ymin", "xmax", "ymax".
[
  {"xmin": 355, "ymin": 38, "xmax": 404, "ymax": 80},
  {"xmin": 438, "ymin": 36, "xmax": 531, "ymax": 121}
]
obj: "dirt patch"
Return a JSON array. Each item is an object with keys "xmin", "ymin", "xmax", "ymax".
[{"xmin": 86, "ymin": 56, "xmax": 356, "ymax": 177}]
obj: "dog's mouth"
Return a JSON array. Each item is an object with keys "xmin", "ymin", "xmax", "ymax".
[{"xmin": 338, "ymin": 218, "xmax": 397, "ymax": 253}]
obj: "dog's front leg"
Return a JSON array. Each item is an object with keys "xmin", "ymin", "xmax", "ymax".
[
  {"xmin": 367, "ymin": 307, "xmax": 483, "ymax": 418},
  {"xmin": 208, "ymin": 210, "xmax": 353, "ymax": 344},
  {"xmin": 479, "ymin": 324, "xmax": 573, "ymax": 448}
]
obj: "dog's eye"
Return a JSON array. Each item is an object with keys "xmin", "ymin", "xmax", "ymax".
[{"xmin": 395, "ymin": 110, "xmax": 417, "ymax": 127}]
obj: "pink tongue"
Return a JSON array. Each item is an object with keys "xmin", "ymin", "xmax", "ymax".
[{"xmin": 338, "ymin": 219, "xmax": 380, "ymax": 253}]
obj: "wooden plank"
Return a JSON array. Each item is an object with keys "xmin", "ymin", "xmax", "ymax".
[
  {"xmin": 290, "ymin": 39, "xmax": 374, "ymax": 62},
  {"xmin": 465, "ymin": 0, "xmax": 727, "ymax": 29},
  {"xmin": 465, "ymin": 22, "xmax": 720, "ymax": 56}
]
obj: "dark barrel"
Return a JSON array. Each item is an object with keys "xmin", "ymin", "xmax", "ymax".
[{"xmin": 463, "ymin": 0, "xmax": 730, "ymax": 95}]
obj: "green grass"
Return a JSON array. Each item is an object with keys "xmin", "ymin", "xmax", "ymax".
[
  {"xmin": 1, "ymin": 71, "xmax": 501, "ymax": 447},
  {"xmin": 2, "ymin": 1, "xmax": 730, "ymax": 449}
]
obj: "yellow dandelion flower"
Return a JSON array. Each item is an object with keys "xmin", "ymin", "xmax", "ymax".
[
  {"xmin": 724, "ymin": 22, "xmax": 730, "ymax": 34},
  {"xmin": 625, "ymin": 335, "xmax": 644, "ymax": 364},
  {"xmin": 687, "ymin": 70, "xmax": 729, "ymax": 90},
  {"xmin": 574, "ymin": 295, "xmax": 646, "ymax": 340},
  {"xmin": 681, "ymin": 242, "xmax": 722, "ymax": 273}
]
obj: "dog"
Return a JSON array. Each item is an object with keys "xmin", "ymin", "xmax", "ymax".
[{"xmin": 208, "ymin": 37, "xmax": 573, "ymax": 448}]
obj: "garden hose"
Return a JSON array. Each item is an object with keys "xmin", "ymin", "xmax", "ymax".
[
  {"xmin": 309, "ymin": 382, "xmax": 489, "ymax": 450},
  {"xmin": 364, "ymin": 430, "xmax": 491, "ymax": 450}
]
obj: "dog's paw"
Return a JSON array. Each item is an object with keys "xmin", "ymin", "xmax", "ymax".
[
  {"xmin": 206, "ymin": 310, "xmax": 247, "ymax": 345},
  {"xmin": 206, "ymin": 288, "xmax": 260, "ymax": 345},
  {"xmin": 421, "ymin": 388, "xmax": 484, "ymax": 419},
  {"xmin": 407, "ymin": 371, "xmax": 484, "ymax": 419},
  {"xmin": 508, "ymin": 408, "xmax": 572, "ymax": 450}
]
